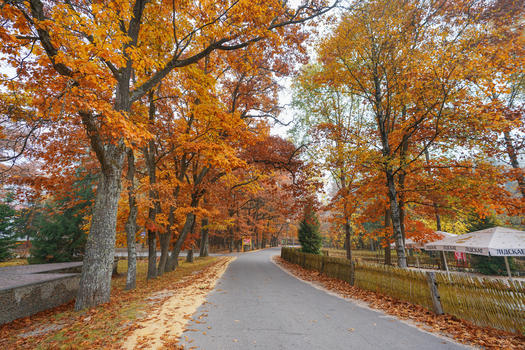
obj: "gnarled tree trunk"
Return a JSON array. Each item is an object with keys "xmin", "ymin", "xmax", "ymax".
[{"xmin": 75, "ymin": 152, "xmax": 124, "ymax": 310}]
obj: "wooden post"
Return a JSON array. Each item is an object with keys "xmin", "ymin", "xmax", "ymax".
[
  {"xmin": 425, "ymin": 272, "xmax": 443, "ymax": 315},
  {"xmin": 504, "ymin": 256, "xmax": 512, "ymax": 280},
  {"xmin": 442, "ymin": 251, "xmax": 450, "ymax": 279}
]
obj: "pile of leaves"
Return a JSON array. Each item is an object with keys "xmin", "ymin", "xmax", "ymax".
[
  {"xmin": 274, "ymin": 256, "xmax": 525, "ymax": 349},
  {"xmin": 0, "ymin": 257, "xmax": 219, "ymax": 349}
]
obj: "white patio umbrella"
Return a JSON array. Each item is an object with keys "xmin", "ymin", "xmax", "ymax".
[
  {"xmin": 404, "ymin": 231, "xmax": 455, "ymax": 249},
  {"xmin": 424, "ymin": 226, "xmax": 525, "ymax": 278},
  {"xmin": 388, "ymin": 231, "xmax": 455, "ymax": 269}
]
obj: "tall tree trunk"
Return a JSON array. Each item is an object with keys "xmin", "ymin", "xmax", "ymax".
[
  {"xmin": 424, "ymin": 149, "xmax": 443, "ymax": 232},
  {"xmin": 435, "ymin": 211, "xmax": 442, "ymax": 231},
  {"xmin": 125, "ymin": 149, "xmax": 137, "ymax": 290},
  {"xmin": 75, "ymin": 157, "xmax": 124, "ymax": 310},
  {"xmin": 147, "ymin": 229, "xmax": 157, "ymax": 279},
  {"xmin": 384, "ymin": 244, "xmax": 391, "ymax": 265},
  {"xmin": 165, "ymin": 249, "xmax": 178, "ymax": 272},
  {"xmin": 374, "ymin": 73, "xmax": 407, "ymax": 268},
  {"xmin": 344, "ymin": 218, "xmax": 352, "ymax": 261},
  {"xmin": 251, "ymin": 213, "xmax": 256, "ymax": 249},
  {"xmin": 145, "ymin": 91, "xmax": 159, "ymax": 280},
  {"xmin": 228, "ymin": 227, "xmax": 234, "ymax": 252},
  {"xmin": 164, "ymin": 165, "xmax": 207, "ymax": 271},
  {"xmin": 425, "ymin": 149, "xmax": 445, "ymax": 270},
  {"xmin": 166, "ymin": 191, "xmax": 202, "ymax": 271},
  {"xmin": 386, "ymin": 170, "xmax": 407, "ymax": 268},
  {"xmin": 166, "ymin": 211, "xmax": 196, "ymax": 271},
  {"xmin": 384, "ymin": 208, "xmax": 392, "ymax": 266},
  {"xmin": 398, "ymin": 137, "xmax": 408, "ymax": 246},
  {"xmin": 339, "ymin": 171, "xmax": 353, "ymax": 260},
  {"xmin": 186, "ymin": 248, "xmax": 194, "ymax": 263},
  {"xmin": 228, "ymin": 209, "xmax": 235, "ymax": 253},
  {"xmin": 504, "ymin": 130, "xmax": 525, "ymax": 198},
  {"xmin": 398, "ymin": 193, "xmax": 406, "ymax": 246},
  {"xmin": 157, "ymin": 232, "xmax": 170, "ymax": 276},
  {"xmin": 157, "ymin": 206, "xmax": 174, "ymax": 275},
  {"xmin": 343, "ymin": 197, "xmax": 352, "ymax": 261},
  {"xmin": 199, "ymin": 217, "xmax": 209, "ymax": 257},
  {"xmin": 262, "ymin": 220, "xmax": 270, "ymax": 249},
  {"xmin": 428, "ymin": 150, "xmax": 446, "ymax": 271}
]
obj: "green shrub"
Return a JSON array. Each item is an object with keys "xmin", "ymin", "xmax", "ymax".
[
  {"xmin": 0, "ymin": 195, "xmax": 17, "ymax": 262},
  {"xmin": 470, "ymin": 255, "xmax": 515, "ymax": 276},
  {"xmin": 27, "ymin": 172, "xmax": 95, "ymax": 264},
  {"xmin": 298, "ymin": 205, "xmax": 322, "ymax": 254}
]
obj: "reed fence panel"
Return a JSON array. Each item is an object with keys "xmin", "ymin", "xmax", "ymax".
[{"xmin": 435, "ymin": 273, "xmax": 525, "ymax": 334}]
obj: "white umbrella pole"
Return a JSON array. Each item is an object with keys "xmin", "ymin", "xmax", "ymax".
[
  {"xmin": 504, "ymin": 256, "xmax": 512, "ymax": 280},
  {"xmin": 442, "ymin": 251, "xmax": 450, "ymax": 278}
]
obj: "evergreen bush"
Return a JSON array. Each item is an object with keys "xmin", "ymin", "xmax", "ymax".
[
  {"xmin": 0, "ymin": 195, "xmax": 18, "ymax": 261},
  {"xmin": 298, "ymin": 206, "xmax": 322, "ymax": 254},
  {"xmin": 27, "ymin": 173, "xmax": 95, "ymax": 263}
]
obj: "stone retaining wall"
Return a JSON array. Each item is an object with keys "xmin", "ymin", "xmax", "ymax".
[
  {"xmin": 0, "ymin": 262, "xmax": 82, "ymax": 325},
  {"xmin": 0, "ymin": 274, "xmax": 79, "ymax": 324}
]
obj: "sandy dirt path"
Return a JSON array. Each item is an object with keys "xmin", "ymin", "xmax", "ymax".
[{"xmin": 121, "ymin": 256, "xmax": 235, "ymax": 350}]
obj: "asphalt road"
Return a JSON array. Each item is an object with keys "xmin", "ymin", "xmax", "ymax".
[{"xmin": 180, "ymin": 248, "xmax": 466, "ymax": 350}]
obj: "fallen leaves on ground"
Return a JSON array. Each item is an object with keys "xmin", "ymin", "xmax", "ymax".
[
  {"xmin": 124, "ymin": 257, "xmax": 234, "ymax": 349},
  {"xmin": 274, "ymin": 256, "xmax": 525, "ymax": 349},
  {"xmin": 0, "ymin": 257, "xmax": 218, "ymax": 349}
]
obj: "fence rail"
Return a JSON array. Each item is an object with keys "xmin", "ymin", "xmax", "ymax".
[
  {"xmin": 326, "ymin": 249, "xmax": 469, "ymax": 271},
  {"xmin": 281, "ymin": 247, "xmax": 525, "ymax": 335}
]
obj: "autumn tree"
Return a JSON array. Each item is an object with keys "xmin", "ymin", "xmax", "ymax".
[
  {"xmin": 463, "ymin": 0, "xmax": 525, "ymax": 198},
  {"xmin": 313, "ymin": 0, "xmax": 523, "ymax": 267},
  {"xmin": 1, "ymin": 0, "xmax": 335, "ymax": 308},
  {"xmin": 292, "ymin": 64, "xmax": 372, "ymax": 260}
]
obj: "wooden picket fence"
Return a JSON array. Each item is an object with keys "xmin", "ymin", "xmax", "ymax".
[
  {"xmin": 281, "ymin": 247, "xmax": 525, "ymax": 334},
  {"xmin": 435, "ymin": 273, "xmax": 525, "ymax": 335},
  {"xmin": 353, "ymin": 262, "xmax": 434, "ymax": 311},
  {"xmin": 326, "ymin": 249, "xmax": 470, "ymax": 270}
]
